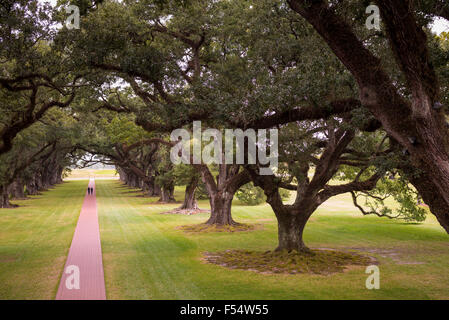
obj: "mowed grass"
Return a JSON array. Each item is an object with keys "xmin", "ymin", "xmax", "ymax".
[
  {"xmin": 0, "ymin": 181, "xmax": 87, "ymax": 299},
  {"xmin": 96, "ymin": 180, "xmax": 449, "ymax": 300},
  {"xmin": 1, "ymin": 179, "xmax": 449, "ymax": 299},
  {"xmin": 66, "ymin": 169, "xmax": 117, "ymax": 179}
]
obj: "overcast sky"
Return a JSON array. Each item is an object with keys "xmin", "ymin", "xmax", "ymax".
[{"xmin": 432, "ymin": 17, "xmax": 449, "ymax": 34}]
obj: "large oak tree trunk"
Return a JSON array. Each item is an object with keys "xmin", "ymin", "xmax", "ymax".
[
  {"xmin": 35, "ymin": 172, "xmax": 44, "ymax": 191},
  {"xmin": 251, "ymin": 168, "xmax": 318, "ymax": 252},
  {"xmin": 205, "ymin": 192, "xmax": 236, "ymax": 225},
  {"xmin": 159, "ymin": 189, "xmax": 170, "ymax": 202},
  {"xmin": 117, "ymin": 167, "xmax": 126, "ymax": 182},
  {"xmin": 40, "ymin": 166, "xmax": 52, "ymax": 190},
  {"xmin": 10, "ymin": 179, "xmax": 25, "ymax": 199},
  {"xmin": 56, "ymin": 167, "xmax": 64, "ymax": 184},
  {"xmin": 25, "ymin": 178, "xmax": 39, "ymax": 196},
  {"xmin": 127, "ymin": 173, "xmax": 139, "ymax": 188},
  {"xmin": 196, "ymin": 162, "xmax": 249, "ymax": 226},
  {"xmin": 265, "ymin": 186, "xmax": 313, "ymax": 252},
  {"xmin": 159, "ymin": 185, "xmax": 176, "ymax": 203},
  {"xmin": 152, "ymin": 183, "xmax": 162, "ymax": 196},
  {"xmin": 275, "ymin": 212, "xmax": 311, "ymax": 252},
  {"xmin": 142, "ymin": 180, "xmax": 150, "ymax": 194},
  {"xmin": 179, "ymin": 176, "xmax": 199, "ymax": 210},
  {"xmin": 407, "ymin": 164, "xmax": 449, "ymax": 233},
  {"xmin": 50, "ymin": 169, "xmax": 59, "ymax": 186},
  {"xmin": 144, "ymin": 176, "xmax": 161, "ymax": 197},
  {"xmin": 154, "ymin": 186, "xmax": 162, "ymax": 196},
  {"xmin": 0, "ymin": 185, "xmax": 11, "ymax": 208}
]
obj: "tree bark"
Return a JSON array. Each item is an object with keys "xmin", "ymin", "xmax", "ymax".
[
  {"xmin": 56, "ymin": 167, "xmax": 64, "ymax": 184},
  {"xmin": 407, "ymin": 168, "xmax": 449, "ymax": 233},
  {"xmin": 40, "ymin": 165, "xmax": 52, "ymax": 189},
  {"xmin": 117, "ymin": 167, "xmax": 126, "ymax": 182},
  {"xmin": 178, "ymin": 176, "xmax": 199, "ymax": 210},
  {"xmin": 130, "ymin": 174, "xmax": 139, "ymax": 188},
  {"xmin": 7, "ymin": 183, "xmax": 16, "ymax": 199},
  {"xmin": 0, "ymin": 185, "xmax": 11, "ymax": 208},
  {"xmin": 198, "ymin": 164, "xmax": 250, "ymax": 226},
  {"xmin": 128, "ymin": 173, "xmax": 136, "ymax": 187},
  {"xmin": 152, "ymin": 182, "xmax": 162, "ymax": 196},
  {"xmin": 205, "ymin": 192, "xmax": 236, "ymax": 225},
  {"xmin": 144, "ymin": 176, "xmax": 161, "ymax": 196},
  {"xmin": 261, "ymin": 179, "xmax": 313, "ymax": 252},
  {"xmin": 159, "ymin": 189, "xmax": 169, "ymax": 202},
  {"xmin": 275, "ymin": 211, "xmax": 311, "ymax": 252},
  {"xmin": 10, "ymin": 179, "xmax": 25, "ymax": 199},
  {"xmin": 35, "ymin": 171, "xmax": 44, "ymax": 191},
  {"xmin": 49, "ymin": 168, "xmax": 59, "ymax": 186},
  {"xmin": 25, "ymin": 178, "xmax": 39, "ymax": 195},
  {"xmin": 159, "ymin": 184, "xmax": 176, "ymax": 203}
]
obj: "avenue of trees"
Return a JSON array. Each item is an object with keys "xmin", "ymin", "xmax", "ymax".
[{"xmin": 1, "ymin": 0, "xmax": 448, "ymax": 252}]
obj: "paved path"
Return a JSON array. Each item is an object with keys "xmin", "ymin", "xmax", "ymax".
[{"xmin": 56, "ymin": 179, "xmax": 106, "ymax": 300}]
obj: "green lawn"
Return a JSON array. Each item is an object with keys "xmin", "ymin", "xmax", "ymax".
[
  {"xmin": 0, "ymin": 181, "xmax": 87, "ymax": 299},
  {"xmin": 1, "ymin": 179, "xmax": 449, "ymax": 299},
  {"xmin": 96, "ymin": 180, "xmax": 449, "ymax": 299},
  {"xmin": 66, "ymin": 169, "xmax": 117, "ymax": 179},
  {"xmin": 95, "ymin": 169, "xmax": 117, "ymax": 175}
]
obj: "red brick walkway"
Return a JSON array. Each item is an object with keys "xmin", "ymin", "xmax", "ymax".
[{"xmin": 56, "ymin": 180, "xmax": 106, "ymax": 300}]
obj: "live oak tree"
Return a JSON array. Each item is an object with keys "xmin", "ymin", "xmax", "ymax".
[
  {"xmin": 152, "ymin": 144, "xmax": 177, "ymax": 202},
  {"xmin": 70, "ymin": 109, "xmax": 179, "ymax": 202},
  {"xmin": 56, "ymin": 0, "xmax": 439, "ymax": 233},
  {"xmin": 194, "ymin": 0, "xmax": 445, "ymax": 247},
  {"xmin": 172, "ymin": 164, "xmax": 201, "ymax": 210},
  {"xmin": 0, "ymin": 108, "xmax": 79, "ymax": 207},
  {"xmin": 3, "ymin": 0, "xmax": 443, "ymax": 243},
  {"xmin": 0, "ymin": 137, "xmax": 56, "ymax": 208},
  {"xmin": 196, "ymin": 163, "xmax": 250, "ymax": 225},
  {"xmin": 57, "ymin": 0, "xmax": 255, "ymax": 225},
  {"xmin": 0, "ymin": 0, "xmax": 85, "ymax": 155},
  {"xmin": 247, "ymin": 120, "xmax": 425, "ymax": 252},
  {"xmin": 0, "ymin": 0, "xmax": 99, "ymax": 199},
  {"xmin": 100, "ymin": 115, "xmax": 160, "ymax": 194},
  {"xmin": 285, "ymin": 0, "xmax": 449, "ymax": 233},
  {"xmin": 182, "ymin": 0, "xmax": 427, "ymax": 249}
]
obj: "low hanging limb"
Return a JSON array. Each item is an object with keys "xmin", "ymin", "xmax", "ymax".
[{"xmin": 351, "ymin": 191, "xmax": 404, "ymax": 220}]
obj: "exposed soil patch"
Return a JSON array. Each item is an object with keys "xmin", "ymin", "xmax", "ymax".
[
  {"xmin": 135, "ymin": 194, "xmax": 148, "ymax": 198},
  {"xmin": 347, "ymin": 247, "xmax": 425, "ymax": 265},
  {"xmin": 0, "ymin": 255, "xmax": 17, "ymax": 263},
  {"xmin": 121, "ymin": 190, "xmax": 143, "ymax": 194},
  {"xmin": 178, "ymin": 223, "xmax": 260, "ymax": 233},
  {"xmin": 156, "ymin": 200, "xmax": 181, "ymax": 204},
  {"xmin": 203, "ymin": 249, "xmax": 373, "ymax": 275},
  {"xmin": 161, "ymin": 208, "xmax": 210, "ymax": 215},
  {"xmin": 3, "ymin": 203, "xmax": 19, "ymax": 209}
]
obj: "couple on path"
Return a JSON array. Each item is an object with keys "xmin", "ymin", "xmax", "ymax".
[{"xmin": 87, "ymin": 186, "xmax": 94, "ymax": 195}]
